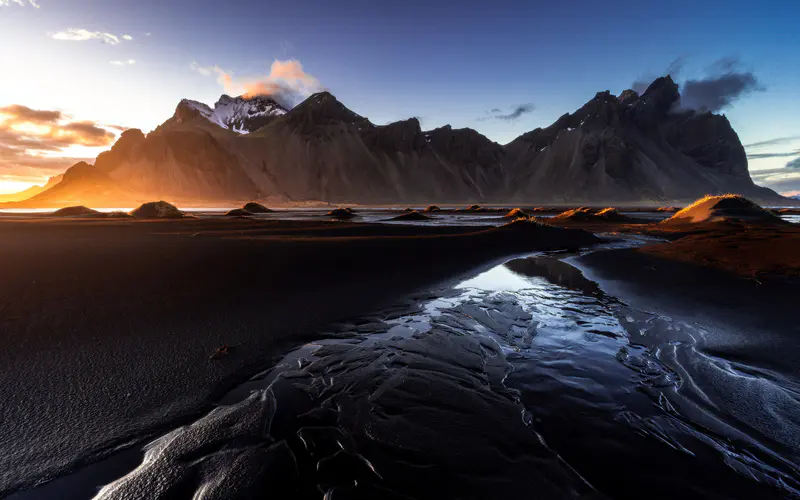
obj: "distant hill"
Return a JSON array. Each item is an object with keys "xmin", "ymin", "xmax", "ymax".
[
  {"xmin": 0, "ymin": 174, "xmax": 63, "ymax": 203},
  {"xmin": 2, "ymin": 77, "xmax": 791, "ymax": 208}
]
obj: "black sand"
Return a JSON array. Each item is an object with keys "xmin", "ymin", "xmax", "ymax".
[{"xmin": 0, "ymin": 217, "xmax": 596, "ymax": 495}]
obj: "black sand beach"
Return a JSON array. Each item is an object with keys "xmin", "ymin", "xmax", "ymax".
[{"xmin": 0, "ymin": 217, "xmax": 596, "ymax": 495}]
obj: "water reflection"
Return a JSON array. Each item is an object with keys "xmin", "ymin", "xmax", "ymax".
[{"xmin": 90, "ymin": 253, "xmax": 799, "ymax": 499}]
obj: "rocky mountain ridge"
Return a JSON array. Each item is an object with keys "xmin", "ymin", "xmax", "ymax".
[{"xmin": 2, "ymin": 78, "xmax": 789, "ymax": 208}]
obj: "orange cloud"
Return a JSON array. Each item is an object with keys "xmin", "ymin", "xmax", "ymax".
[
  {"xmin": 0, "ymin": 104, "xmax": 119, "ymax": 186},
  {"xmin": 193, "ymin": 59, "xmax": 323, "ymax": 107}
]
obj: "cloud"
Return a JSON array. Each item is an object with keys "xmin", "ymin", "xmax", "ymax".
[
  {"xmin": 744, "ymin": 136, "xmax": 800, "ymax": 149},
  {"xmin": 280, "ymin": 39, "xmax": 296, "ymax": 57},
  {"xmin": 0, "ymin": 104, "xmax": 61, "ymax": 123},
  {"xmin": 49, "ymin": 28, "xmax": 130, "ymax": 45},
  {"xmin": 0, "ymin": 0, "xmax": 39, "ymax": 7},
  {"xmin": 110, "ymin": 59, "xmax": 136, "ymax": 66},
  {"xmin": 190, "ymin": 61, "xmax": 215, "ymax": 77},
  {"xmin": 746, "ymin": 150, "xmax": 800, "ymax": 160},
  {"xmin": 479, "ymin": 104, "xmax": 535, "ymax": 122},
  {"xmin": 680, "ymin": 66, "xmax": 763, "ymax": 113},
  {"xmin": 0, "ymin": 104, "xmax": 119, "ymax": 181},
  {"xmin": 750, "ymin": 161, "xmax": 800, "ymax": 194},
  {"xmin": 192, "ymin": 59, "xmax": 323, "ymax": 108},
  {"xmin": 630, "ymin": 57, "xmax": 763, "ymax": 113}
]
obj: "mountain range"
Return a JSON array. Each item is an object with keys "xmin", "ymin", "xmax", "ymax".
[{"xmin": 2, "ymin": 76, "xmax": 788, "ymax": 208}]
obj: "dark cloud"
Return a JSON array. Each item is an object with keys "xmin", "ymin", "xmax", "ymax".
[
  {"xmin": 479, "ymin": 104, "xmax": 534, "ymax": 122},
  {"xmin": 630, "ymin": 57, "xmax": 763, "ymax": 113},
  {"xmin": 681, "ymin": 74, "xmax": 761, "ymax": 112},
  {"xmin": 744, "ymin": 136, "xmax": 800, "ymax": 149},
  {"xmin": 679, "ymin": 58, "xmax": 764, "ymax": 112},
  {"xmin": 787, "ymin": 157, "xmax": 800, "ymax": 169}
]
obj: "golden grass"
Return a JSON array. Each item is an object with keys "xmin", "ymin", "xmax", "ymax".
[{"xmin": 668, "ymin": 194, "xmax": 768, "ymax": 222}]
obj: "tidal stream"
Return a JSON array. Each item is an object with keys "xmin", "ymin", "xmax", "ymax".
[{"xmin": 28, "ymin": 241, "xmax": 800, "ymax": 499}]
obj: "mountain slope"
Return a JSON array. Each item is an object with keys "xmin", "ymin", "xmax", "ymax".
[{"xmin": 0, "ymin": 174, "xmax": 63, "ymax": 203}]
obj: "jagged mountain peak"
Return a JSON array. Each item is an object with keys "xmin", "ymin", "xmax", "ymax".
[
  {"xmin": 281, "ymin": 91, "xmax": 373, "ymax": 134},
  {"xmin": 172, "ymin": 94, "xmax": 288, "ymax": 134}
]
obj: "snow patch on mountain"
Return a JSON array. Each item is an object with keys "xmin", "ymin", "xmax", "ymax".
[{"xmin": 182, "ymin": 95, "xmax": 288, "ymax": 133}]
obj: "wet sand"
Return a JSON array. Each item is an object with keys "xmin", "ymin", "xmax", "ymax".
[
  {"xmin": 0, "ymin": 217, "xmax": 597, "ymax": 495},
  {"xmin": 544, "ymin": 215, "xmax": 800, "ymax": 280},
  {"xmin": 575, "ymin": 246, "xmax": 800, "ymax": 380}
]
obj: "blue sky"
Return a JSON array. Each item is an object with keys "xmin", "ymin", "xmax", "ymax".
[{"xmin": 1, "ymin": 0, "xmax": 800, "ymax": 194}]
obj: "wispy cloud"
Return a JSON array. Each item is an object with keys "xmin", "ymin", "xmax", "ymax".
[
  {"xmin": 0, "ymin": 0, "xmax": 40, "ymax": 8},
  {"xmin": 750, "ymin": 159, "xmax": 800, "ymax": 194},
  {"xmin": 191, "ymin": 59, "xmax": 323, "ymax": 108},
  {"xmin": 110, "ymin": 59, "xmax": 136, "ymax": 66},
  {"xmin": 744, "ymin": 136, "xmax": 800, "ymax": 149},
  {"xmin": 747, "ymin": 150, "xmax": 800, "ymax": 160},
  {"xmin": 190, "ymin": 61, "xmax": 216, "ymax": 77},
  {"xmin": 632, "ymin": 57, "xmax": 685, "ymax": 94},
  {"xmin": 49, "ymin": 28, "xmax": 132, "ymax": 45},
  {"xmin": 478, "ymin": 104, "xmax": 535, "ymax": 122}
]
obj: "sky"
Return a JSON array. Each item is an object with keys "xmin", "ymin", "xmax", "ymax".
[{"xmin": 1, "ymin": 0, "xmax": 799, "ymax": 195}]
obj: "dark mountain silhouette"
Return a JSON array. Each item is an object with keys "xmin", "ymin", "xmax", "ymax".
[{"xmin": 2, "ymin": 78, "xmax": 789, "ymax": 208}]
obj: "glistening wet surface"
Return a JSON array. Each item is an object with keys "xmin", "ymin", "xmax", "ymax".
[{"xmin": 25, "ymin": 246, "xmax": 800, "ymax": 499}]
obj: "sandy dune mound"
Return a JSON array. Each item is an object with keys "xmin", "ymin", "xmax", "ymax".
[
  {"xmin": 657, "ymin": 206, "xmax": 681, "ymax": 212},
  {"xmin": 326, "ymin": 207, "xmax": 357, "ymax": 219},
  {"xmin": 225, "ymin": 208, "xmax": 252, "ymax": 217},
  {"xmin": 553, "ymin": 207, "xmax": 632, "ymax": 222},
  {"xmin": 389, "ymin": 210, "xmax": 432, "ymax": 221},
  {"xmin": 242, "ymin": 202, "xmax": 272, "ymax": 213},
  {"xmin": 423, "ymin": 205, "xmax": 441, "ymax": 213},
  {"xmin": 51, "ymin": 206, "xmax": 100, "ymax": 217},
  {"xmin": 130, "ymin": 201, "xmax": 186, "ymax": 219},
  {"xmin": 504, "ymin": 208, "xmax": 528, "ymax": 219},
  {"xmin": 663, "ymin": 195, "xmax": 784, "ymax": 224},
  {"xmin": 106, "ymin": 211, "xmax": 132, "ymax": 218}
]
